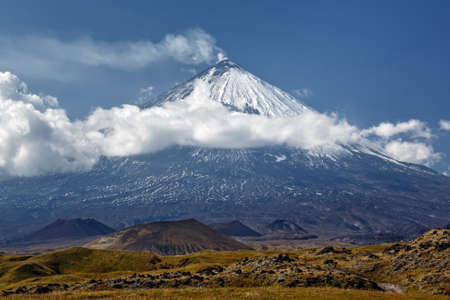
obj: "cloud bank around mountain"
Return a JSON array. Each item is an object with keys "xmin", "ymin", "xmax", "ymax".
[
  {"xmin": 360, "ymin": 119, "xmax": 440, "ymax": 165},
  {"xmin": 0, "ymin": 72, "xmax": 98, "ymax": 177},
  {"xmin": 83, "ymin": 84, "xmax": 360, "ymax": 157},
  {"xmin": 0, "ymin": 72, "xmax": 443, "ymax": 177},
  {"xmin": 361, "ymin": 119, "xmax": 432, "ymax": 139},
  {"xmin": 0, "ymin": 29, "xmax": 224, "ymax": 80},
  {"xmin": 440, "ymin": 120, "xmax": 450, "ymax": 131},
  {"xmin": 383, "ymin": 140, "xmax": 440, "ymax": 165}
]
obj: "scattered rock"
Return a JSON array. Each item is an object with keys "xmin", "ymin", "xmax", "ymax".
[
  {"xmin": 378, "ymin": 282, "xmax": 404, "ymax": 293},
  {"xmin": 323, "ymin": 259, "xmax": 337, "ymax": 267},
  {"xmin": 436, "ymin": 242, "xmax": 450, "ymax": 251},
  {"xmin": 149, "ymin": 256, "xmax": 162, "ymax": 264},
  {"xmin": 31, "ymin": 286, "xmax": 52, "ymax": 294},
  {"xmin": 367, "ymin": 253, "xmax": 379, "ymax": 259},
  {"xmin": 383, "ymin": 243, "xmax": 411, "ymax": 255},
  {"xmin": 273, "ymin": 254, "xmax": 294, "ymax": 263},
  {"xmin": 419, "ymin": 241, "xmax": 433, "ymax": 250},
  {"xmin": 317, "ymin": 246, "xmax": 337, "ymax": 255}
]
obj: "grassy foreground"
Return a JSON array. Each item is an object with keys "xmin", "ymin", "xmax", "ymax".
[
  {"xmin": 3, "ymin": 287, "xmax": 448, "ymax": 300},
  {"xmin": 1, "ymin": 229, "xmax": 448, "ymax": 297}
]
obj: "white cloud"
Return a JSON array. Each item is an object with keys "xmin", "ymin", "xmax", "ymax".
[
  {"xmin": 83, "ymin": 81, "xmax": 359, "ymax": 157},
  {"xmin": 0, "ymin": 72, "xmax": 443, "ymax": 177},
  {"xmin": 0, "ymin": 72, "xmax": 98, "ymax": 177},
  {"xmin": 217, "ymin": 52, "xmax": 228, "ymax": 62},
  {"xmin": 0, "ymin": 73, "xmax": 360, "ymax": 177},
  {"xmin": 360, "ymin": 119, "xmax": 441, "ymax": 166},
  {"xmin": 384, "ymin": 140, "xmax": 441, "ymax": 166},
  {"xmin": 361, "ymin": 119, "xmax": 432, "ymax": 139},
  {"xmin": 292, "ymin": 88, "xmax": 313, "ymax": 99},
  {"xmin": 440, "ymin": 120, "xmax": 450, "ymax": 131},
  {"xmin": 0, "ymin": 29, "xmax": 223, "ymax": 80},
  {"xmin": 0, "ymin": 72, "xmax": 58, "ymax": 108}
]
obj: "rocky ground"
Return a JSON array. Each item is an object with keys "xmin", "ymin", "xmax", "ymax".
[
  {"xmin": 371, "ymin": 228, "xmax": 449, "ymax": 294},
  {"xmin": 1, "ymin": 229, "xmax": 448, "ymax": 297},
  {"xmin": 0, "ymin": 253, "xmax": 382, "ymax": 296}
]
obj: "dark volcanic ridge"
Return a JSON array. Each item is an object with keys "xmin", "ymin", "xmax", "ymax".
[
  {"xmin": 209, "ymin": 220, "xmax": 261, "ymax": 237},
  {"xmin": 266, "ymin": 219, "xmax": 307, "ymax": 234},
  {"xmin": 85, "ymin": 219, "xmax": 252, "ymax": 255},
  {"xmin": 25, "ymin": 218, "xmax": 115, "ymax": 242},
  {"xmin": 0, "ymin": 218, "xmax": 115, "ymax": 254}
]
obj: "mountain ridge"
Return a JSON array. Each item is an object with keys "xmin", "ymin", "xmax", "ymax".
[
  {"xmin": 209, "ymin": 220, "xmax": 262, "ymax": 237},
  {"xmin": 85, "ymin": 218, "xmax": 251, "ymax": 255},
  {"xmin": 143, "ymin": 59, "xmax": 310, "ymax": 117},
  {"xmin": 25, "ymin": 218, "xmax": 115, "ymax": 242}
]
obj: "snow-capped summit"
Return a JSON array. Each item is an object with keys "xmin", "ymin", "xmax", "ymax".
[
  {"xmin": 143, "ymin": 59, "xmax": 310, "ymax": 117},
  {"xmin": 1, "ymin": 59, "xmax": 449, "ymax": 245}
]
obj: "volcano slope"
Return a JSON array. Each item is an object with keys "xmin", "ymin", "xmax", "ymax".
[
  {"xmin": 0, "ymin": 219, "xmax": 115, "ymax": 254},
  {"xmin": 0, "ymin": 60, "xmax": 449, "ymax": 242},
  {"xmin": 25, "ymin": 218, "xmax": 115, "ymax": 242},
  {"xmin": 85, "ymin": 219, "xmax": 251, "ymax": 255},
  {"xmin": 209, "ymin": 221, "xmax": 262, "ymax": 237},
  {"xmin": 1, "ymin": 145, "xmax": 448, "ymax": 242}
]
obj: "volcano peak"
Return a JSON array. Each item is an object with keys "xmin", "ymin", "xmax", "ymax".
[{"xmin": 143, "ymin": 59, "xmax": 310, "ymax": 117}]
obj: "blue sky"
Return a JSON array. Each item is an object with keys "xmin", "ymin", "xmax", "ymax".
[{"xmin": 0, "ymin": 0, "xmax": 449, "ymax": 173}]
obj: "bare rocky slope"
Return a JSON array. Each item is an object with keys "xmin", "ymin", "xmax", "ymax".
[
  {"xmin": 85, "ymin": 219, "xmax": 251, "ymax": 255},
  {"xmin": 0, "ymin": 218, "xmax": 115, "ymax": 254},
  {"xmin": 25, "ymin": 218, "xmax": 115, "ymax": 242},
  {"xmin": 209, "ymin": 221, "xmax": 261, "ymax": 237}
]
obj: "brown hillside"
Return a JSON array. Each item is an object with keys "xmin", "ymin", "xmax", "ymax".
[
  {"xmin": 0, "ymin": 218, "xmax": 116, "ymax": 254},
  {"xmin": 85, "ymin": 219, "xmax": 251, "ymax": 255},
  {"xmin": 26, "ymin": 218, "xmax": 114, "ymax": 242},
  {"xmin": 209, "ymin": 221, "xmax": 261, "ymax": 237}
]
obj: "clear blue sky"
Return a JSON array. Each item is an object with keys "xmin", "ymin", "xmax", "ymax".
[{"xmin": 0, "ymin": 0, "xmax": 449, "ymax": 172}]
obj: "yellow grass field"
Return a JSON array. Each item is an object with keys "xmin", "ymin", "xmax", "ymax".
[
  {"xmin": 1, "ymin": 229, "xmax": 448, "ymax": 299},
  {"xmin": 3, "ymin": 287, "xmax": 449, "ymax": 300}
]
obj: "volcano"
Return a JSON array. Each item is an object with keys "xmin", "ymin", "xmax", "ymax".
[
  {"xmin": 0, "ymin": 59, "xmax": 449, "ymax": 242},
  {"xmin": 25, "ymin": 218, "xmax": 114, "ymax": 242},
  {"xmin": 86, "ymin": 219, "xmax": 251, "ymax": 255},
  {"xmin": 143, "ymin": 59, "xmax": 310, "ymax": 117}
]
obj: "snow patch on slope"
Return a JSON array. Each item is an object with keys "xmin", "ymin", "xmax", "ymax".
[{"xmin": 275, "ymin": 155, "xmax": 286, "ymax": 162}]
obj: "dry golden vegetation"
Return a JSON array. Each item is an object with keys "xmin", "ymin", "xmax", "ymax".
[
  {"xmin": 3, "ymin": 287, "xmax": 450, "ymax": 300},
  {"xmin": 0, "ymin": 229, "xmax": 448, "ymax": 299}
]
